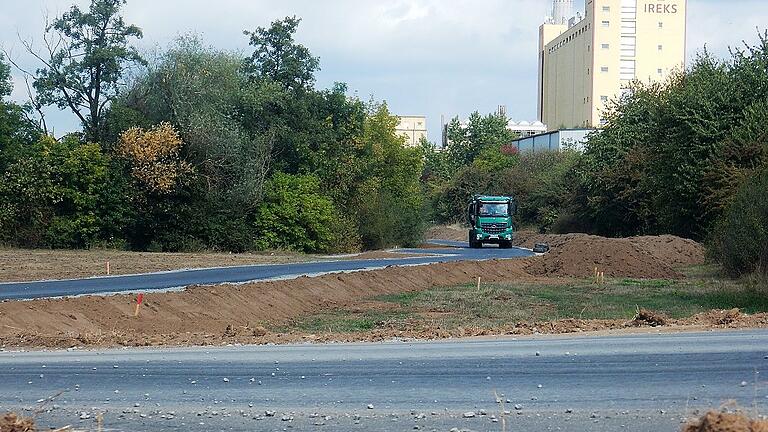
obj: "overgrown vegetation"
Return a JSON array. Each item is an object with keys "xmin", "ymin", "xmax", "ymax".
[
  {"xmin": 0, "ymin": 1, "xmax": 423, "ymax": 252},
  {"xmin": 1, "ymin": 0, "xmax": 766, "ymax": 278},
  {"xmin": 425, "ymin": 32, "xmax": 768, "ymax": 276}
]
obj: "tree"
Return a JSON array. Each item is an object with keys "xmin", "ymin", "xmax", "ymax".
[
  {"xmin": 0, "ymin": 135, "xmax": 120, "ymax": 248},
  {"xmin": 29, "ymin": 0, "xmax": 143, "ymax": 142},
  {"xmin": 444, "ymin": 111, "xmax": 517, "ymax": 170},
  {"xmin": 252, "ymin": 173, "xmax": 342, "ymax": 253},
  {"xmin": 117, "ymin": 122, "xmax": 192, "ymax": 193},
  {"xmin": 243, "ymin": 16, "xmax": 320, "ymax": 92},
  {"xmin": 0, "ymin": 53, "xmax": 39, "ymax": 172}
]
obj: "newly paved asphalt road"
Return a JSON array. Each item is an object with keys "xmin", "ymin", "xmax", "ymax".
[
  {"xmin": 0, "ymin": 240, "xmax": 532, "ymax": 300},
  {"xmin": 2, "ymin": 330, "xmax": 766, "ymax": 431}
]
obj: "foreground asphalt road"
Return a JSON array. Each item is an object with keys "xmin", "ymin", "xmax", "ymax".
[
  {"xmin": 0, "ymin": 240, "xmax": 532, "ymax": 300},
  {"xmin": 2, "ymin": 330, "xmax": 767, "ymax": 431}
]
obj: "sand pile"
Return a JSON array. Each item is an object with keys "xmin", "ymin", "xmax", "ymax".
[
  {"xmin": 682, "ymin": 411, "xmax": 768, "ymax": 432},
  {"xmin": 513, "ymin": 232, "xmax": 705, "ymax": 279}
]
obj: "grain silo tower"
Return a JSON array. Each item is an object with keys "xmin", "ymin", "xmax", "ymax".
[{"xmin": 552, "ymin": 0, "xmax": 574, "ymax": 25}]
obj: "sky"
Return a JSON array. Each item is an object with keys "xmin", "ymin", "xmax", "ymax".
[{"xmin": 1, "ymin": 0, "xmax": 767, "ymax": 143}]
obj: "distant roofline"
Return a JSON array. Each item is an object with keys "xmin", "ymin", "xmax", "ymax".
[{"xmin": 509, "ymin": 127, "xmax": 599, "ymax": 143}]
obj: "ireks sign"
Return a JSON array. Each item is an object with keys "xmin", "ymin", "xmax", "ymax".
[{"xmin": 643, "ymin": 1, "xmax": 680, "ymax": 14}]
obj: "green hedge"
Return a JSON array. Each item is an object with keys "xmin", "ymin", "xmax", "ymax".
[{"xmin": 710, "ymin": 169, "xmax": 768, "ymax": 277}]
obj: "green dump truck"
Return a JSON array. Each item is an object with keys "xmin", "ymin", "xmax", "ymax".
[{"xmin": 466, "ymin": 195, "xmax": 516, "ymax": 249}]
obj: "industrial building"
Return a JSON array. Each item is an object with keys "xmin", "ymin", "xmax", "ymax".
[
  {"xmin": 508, "ymin": 120, "xmax": 548, "ymax": 138},
  {"xmin": 538, "ymin": 0, "xmax": 687, "ymax": 128},
  {"xmin": 395, "ymin": 115, "xmax": 427, "ymax": 147},
  {"xmin": 509, "ymin": 128, "xmax": 597, "ymax": 153}
]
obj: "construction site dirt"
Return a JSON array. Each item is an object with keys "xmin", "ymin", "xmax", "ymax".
[{"xmin": 2, "ymin": 228, "xmax": 765, "ymax": 350}]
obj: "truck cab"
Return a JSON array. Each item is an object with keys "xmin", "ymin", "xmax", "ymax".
[{"xmin": 467, "ymin": 195, "xmax": 516, "ymax": 248}]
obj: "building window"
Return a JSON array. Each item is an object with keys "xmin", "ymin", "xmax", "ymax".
[
  {"xmin": 602, "ymin": 6, "xmax": 610, "ymax": 12},
  {"xmin": 658, "ymin": 44, "xmax": 663, "ymax": 51},
  {"xmin": 658, "ymin": 22, "xmax": 663, "ymax": 28},
  {"xmin": 601, "ymin": 20, "xmax": 610, "ymax": 27},
  {"xmin": 601, "ymin": 66, "xmax": 609, "ymax": 73},
  {"xmin": 600, "ymin": 96, "xmax": 608, "ymax": 102},
  {"xmin": 601, "ymin": 43, "xmax": 610, "ymax": 49},
  {"xmin": 657, "ymin": 68, "xmax": 663, "ymax": 74}
]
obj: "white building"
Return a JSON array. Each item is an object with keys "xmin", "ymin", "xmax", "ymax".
[
  {"xmin": 395, "ymin": 115, "xmax": 427, "ymax": 147},
  {"xmin": 507, "ymin": 120, "xmax": 548, "ymax": 138}
]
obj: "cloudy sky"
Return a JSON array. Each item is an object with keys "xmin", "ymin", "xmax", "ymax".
[{"xmin": 1, "ymin": 0, "xmax": 767, "ymax": 142}]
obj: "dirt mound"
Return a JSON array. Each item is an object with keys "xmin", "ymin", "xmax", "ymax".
[
  {"xmin": 521, "ymin": 233, "xmax": 683, "ymax": 279},
  {"xmin": 629, "ymin": 235, "xmax": 706, "ymax": 267},
  {"xmin": 0, "ymin": 413, "xmax": 35, "ymax": 432},
  {"xmin": 424, "ymin": 224, "xmax": 466, "ymax": 241},
  {"xmin": 682, "ymin": 411, "xmax": 768, "ymax": 432},
  {"xmin": 513, "ymin": 231, "xmax": 705, "ymax": 279}
]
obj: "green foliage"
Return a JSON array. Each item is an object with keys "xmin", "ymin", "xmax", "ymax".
[
  {"xmin": 32, "ymin": 0, "xmax": 144, "ymax": 142},
  {"xmin": 0, "ymin": 135, "xmax": 125, "ymax": 248},
  {"xmin": 571, "ymin": 33, "xmax": 768, "ymax": 239},
  {"xmin": 243, "ymin": 16, "xmax": 320, "ymax": 92},
  {"xmin": 0, "ymin": 53, "xmax": 12, "ymax": 97},
  {"xmin": 252, "ymin": 173, "xmax": 341, "ymax": 253},
  {"xmin": 709, "ymin": 168, "xmax": 768, "ymax": 278},
  {"xmin": 444, "ymin": 111, "xmax": 517, "ymax": 170},
  {"xmin": 352, "ymin": 103, "xmax": 425, "ymax": 248},
  {"xmin": 0, "ymin": 56, "xmax": 40, "ymax": 172}
]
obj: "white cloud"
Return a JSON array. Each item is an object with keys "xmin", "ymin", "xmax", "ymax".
[{"xmin": 1, "ymin": 0, "xmax": 766, "ymax": 141}]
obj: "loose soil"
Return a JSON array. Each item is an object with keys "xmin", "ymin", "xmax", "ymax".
[
  {"xmin": 682, "ymin": 411, "xmax": 768, "ymax": 432},
  {"xmin": 0, "ymin": 230, "xmax": 758, "ymax": 350},
  {"xmin": 514, "ymin": 231, "xmax": 705, "ymax": 279},
  {"xmin": 0, "ymin": 412, "xmax": 35, "ymax": 432},
  {"xmin": 0, "ymin": 248, "xmax": 430, "ymax": 283},
  {"xmin": 424, "ymin": 224, "xmax": 466, "ymax": 242}
]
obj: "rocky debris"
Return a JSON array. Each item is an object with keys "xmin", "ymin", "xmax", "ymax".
[
  {"xmin": 717, "ymin": 308, "xmax": 741, "ymax": 325},
  {"xmin": 462, "ymin": 411, "xmax": 476, "ymax": 418},
  {"xmin": 681, "ymin": 411, "xmax": 768, "ymax": 432},
  {"xmin": 629, "ymin": 308, "xmax": 669, "ymax": 327}
]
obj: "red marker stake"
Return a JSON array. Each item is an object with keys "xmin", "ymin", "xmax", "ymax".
[{"xmin": 134, "ymin": 293, "xmax": 144, "ymax": 317}]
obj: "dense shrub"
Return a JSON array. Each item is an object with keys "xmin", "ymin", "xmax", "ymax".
[
  {"xmin": 252, "ymin": 173, "xmax": 344, "ymax": 253},
  {"xmin": 710, "ymin": 169, "xmax": 768, "ymax": 277},
  {"xmin": 0, "ymin": 135, "xmax": 126, "ymax": 248}
]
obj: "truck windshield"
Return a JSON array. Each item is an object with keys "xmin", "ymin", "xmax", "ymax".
[{"xmin": 478, "ymin": 202, "xmax": 508, "ymax": 217}]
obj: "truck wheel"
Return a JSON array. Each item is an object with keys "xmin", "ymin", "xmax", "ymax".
[{"xmin": 468, "ymin": 237, "xmax": 481, "ymax": 249}]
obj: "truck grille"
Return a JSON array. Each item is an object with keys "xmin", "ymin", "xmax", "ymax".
[{"xmin": 481, "ymin": 223, "xmax": 506, "ymax": 234}]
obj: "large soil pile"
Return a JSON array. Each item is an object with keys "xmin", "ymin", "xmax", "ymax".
[
  {"xmin": 514, "ymin": 231, "xmax": 705, "ymax": 279},
  {"xmin": 424, "ymin": 224, "xmax": 466, "ymax": 241}
]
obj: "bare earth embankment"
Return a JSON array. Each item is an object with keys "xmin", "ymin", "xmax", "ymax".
[{"xmin": 2, "ymin": 226, "xmax": 767, "ymax": 349}]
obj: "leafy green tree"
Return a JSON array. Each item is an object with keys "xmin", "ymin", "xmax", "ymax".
[
  {"xmin": 0, "ymin": 135, "xmax": 122, "ymax": 247},
  {"xmin": 252, "ymin": 173, "xmax": 342, "ymax": 253},
  {"xmin": 444, "ymin": 111, "xmax": 517, "ymax": 169},
  {"xmin": 0, "ymin": 53, "xmax": 40, "ymax": 171},
  {"xmin": 710, "ymin": 167, "xmax": 768, "ymax": 277},
  {"xmin": 243, "ymin": 16, "xmax": 320, "ymax": 92},
  {"xmin": 352, "ymin": 102, "xmax": 425, "ymax": 248},
  {"xmin": 30, "ymin": 0, "xmax": 143, "ymax": 142}
]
